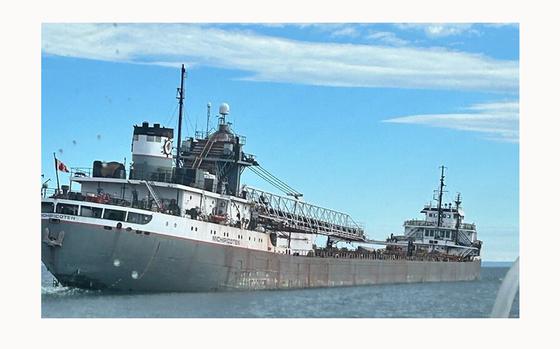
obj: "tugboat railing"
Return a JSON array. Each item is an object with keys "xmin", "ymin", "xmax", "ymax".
[{"xmin": 405, "ymin": 219, "xmax": 476, "ymax": 230}]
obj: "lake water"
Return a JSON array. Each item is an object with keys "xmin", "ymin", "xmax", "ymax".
[{"xmin": 41, "ymin": 264, "xmax": 519, "ymax": 318}]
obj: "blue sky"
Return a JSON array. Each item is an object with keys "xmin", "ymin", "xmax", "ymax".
[{"xmin": 41, "ymin": 23, "xmax": 519, "ymax": 261}]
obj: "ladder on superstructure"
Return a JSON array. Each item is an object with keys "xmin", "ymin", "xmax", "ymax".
[
  {"xmin": 143, "ymin": 180, "xmax": 162, "ymax": 210},
  {"xmin": 192, "ymin": 135, "xmax": 218, "ymax": 170}
]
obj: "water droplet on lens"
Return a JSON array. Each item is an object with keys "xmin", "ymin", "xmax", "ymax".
[
  {"xmin": 113, "ymin": 259, "xmax": 120, "ymax": 267},
  {"xmin": 131, "ymin": 270, "xmax": 138, "ymax": 279}
]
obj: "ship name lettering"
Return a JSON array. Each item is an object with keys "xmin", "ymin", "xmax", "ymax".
[
  {"xmin": 41, "ymin": 213, "xmax": 77, "ymax": 221},
  {"xmin": 212, "ymin": 235, "xmax": 240, "ymax": 246}
]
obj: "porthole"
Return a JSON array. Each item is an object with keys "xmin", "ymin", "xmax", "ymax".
[
  {"xmin": 166, "ymin": 222, "xmax": 169, "ymax": 226},
  {"xmin": 195, "ymin": 227, "xmax": 198, "ymax": 232},
  {"xmin": 191, "ymin": 226, "xmax": 193, "ymax": 231},
  {"xmin": 174, "ymin": 223, "xmax": 177, "ymax": 228}
]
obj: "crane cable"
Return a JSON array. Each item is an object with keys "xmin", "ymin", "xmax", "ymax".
[{"xmin": 248, "ymin": 165, "xmax": 302, "ymax": 197}]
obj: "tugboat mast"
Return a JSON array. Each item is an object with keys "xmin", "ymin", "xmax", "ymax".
[
  {"xmin": 454, "ymin": 192, "xmax": 462, "ymax": 244},
  {"xmin": 176, "ymin": 64, "xmax": 186, "ymax": 169},
  {"xmin": 436, "ymin": 165, "xmax": 446, "ymax": 227}
]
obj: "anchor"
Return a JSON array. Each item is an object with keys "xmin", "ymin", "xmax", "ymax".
[{"xmin": 42, "ymin": 228, "xmax": 65, "ymax": 247}]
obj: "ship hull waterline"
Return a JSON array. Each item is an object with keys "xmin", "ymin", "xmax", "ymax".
[{"xmin": 41, "ymin": 220, "xmax": 481, "ymax": 292}]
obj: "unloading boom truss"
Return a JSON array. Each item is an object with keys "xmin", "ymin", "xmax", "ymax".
[{"xmin": 244, "ymin": 187, "xmax": 366, "ymax": 242}]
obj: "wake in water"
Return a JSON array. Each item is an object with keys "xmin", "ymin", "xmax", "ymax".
[
  {"xmin": 41, "ymin": 283, "xmax": 97, "ymax": 297},
  {"xmin": 41, "ymin": 266, "xmax": 100, "ymax": 297}
]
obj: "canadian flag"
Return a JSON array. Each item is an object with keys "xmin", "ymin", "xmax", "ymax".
[{"xmin": 56, "ymin": 158, "xmax": 70, "ymax": 173}]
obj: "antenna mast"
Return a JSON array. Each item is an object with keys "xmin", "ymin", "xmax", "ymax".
[
  {"xmin": 206, "ymin": 102, "xmax": 211, "ymax": 138},
  {"xmin": 436, "ymin": 165, "xmax": 446, "ymax": 227},
  {"xmin": 176, "ymin": 64, "xmax": 186, "ymax": 169},
  {"xmin": 454, "ymin": 192, "xmax": 462, "ymax": 244}
]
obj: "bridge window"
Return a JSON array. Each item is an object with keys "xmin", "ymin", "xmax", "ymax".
[
  {"xmin": 147, "ymin": 135, "xmax": 155, "ymax": 142},
  {"xmin": 424, "ymin": 230, "xmax": 429, "ymax": 237},
  {"xmin": 80, "ymin": 206, "xmax": 102, "ymax": 218},
  {"xmin": 41, "ymin": 202, "xmax": 54, "ymax": 213},
  {"xmin": 155, "ymin": 136, "xmax": 161, "ymax": 142},
  {"xmin": 56, "ymin": 203, "xmax": 78, "ymax": 215},
  {"xmin": 103, "ymin": 209, "xmax": 126, "ymax": 221},
  {"xmin": 133, "ymin": 134, "xmax": 139, "ymax": 141},
  {"xmin": 127, "ymin": 212, "xmax": 152, "ymax": 224}
]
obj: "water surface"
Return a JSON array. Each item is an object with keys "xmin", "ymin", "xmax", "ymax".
[{"xmin": 42, "ymin": 264, "xmax": 519, "ymax": 318}]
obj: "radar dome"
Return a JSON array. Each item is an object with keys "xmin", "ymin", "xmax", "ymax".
[{"xmin": 219, "ymin": 103, "xmax": 230, "ymax": 116}]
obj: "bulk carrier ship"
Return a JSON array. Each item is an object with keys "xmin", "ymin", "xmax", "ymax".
[{"xmin": 41, "ymin": 65, "xmax": 482, "ymax": 292}]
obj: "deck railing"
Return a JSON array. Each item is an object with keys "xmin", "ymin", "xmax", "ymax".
[
  {"xmin": 70, "ymin": 167, "xmax": 92, "ymax": 177},
  {"xmin": 404, "ymin": 219, "xmax": 476, "ymax": 230},
  {"xmin": 244, "ymin": 186, "xmax": 365, "ymax": 241}
]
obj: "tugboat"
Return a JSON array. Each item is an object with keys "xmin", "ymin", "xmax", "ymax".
[
  {"xmin": 41, "ymin": 65, "xmax": 482, "ymax": 292},
  {"xmin": 382, "ymin": 166, "xmax": 482, "ymax": 261}
]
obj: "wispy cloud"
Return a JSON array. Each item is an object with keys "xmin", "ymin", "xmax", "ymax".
[
  {"xmin": 382, "ymin": 101, "xmax": 519, "ymax": 142},
  {"xmin": 42, "ymin": 23, "xmax": 518, "ymax": 92},
  {"xmin": 366, "ymin": 31, "xmax": 409, "ymax": 46},
  {"xmin": 395, "ymin": 23, "xmax": 478, "ymax": 38},
  {"xmin": 330, "ymin": 26, "xmax": 359, "ymax": 38}
]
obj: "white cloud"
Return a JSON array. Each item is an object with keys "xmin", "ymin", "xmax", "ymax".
[
  {"xmin": 382, "ymin": 101, "xmax": 519, "ymax": 142},
  {"xmin": 395, "ymin": 23, "xmax": 478, "ymax": 38},
  {"xmin": 366, "ymin": 31, "xmax": 409, "ymax": 46},
  {"xmin": 330, "ymin": 26, "xmax": 359, "ymax": 38},
  {"xmin": 42, "ymin": 23, "xmax": 518, "ymax": 92}
]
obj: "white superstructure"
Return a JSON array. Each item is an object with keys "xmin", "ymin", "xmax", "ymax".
[{"xmin": 47, "ymin": 175, "xmax": 316, "ymax": 256}]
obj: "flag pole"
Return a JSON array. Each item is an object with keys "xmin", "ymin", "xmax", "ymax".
[{"xmin": 53, "ymin": 152, "xmax": 60, "ymax": 192}]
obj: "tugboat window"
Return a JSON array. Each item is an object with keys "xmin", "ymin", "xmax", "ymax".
[
  {"xmin": 56, "ymin": 203, "xmax": 78, "ymax": 215},
  {"xmin": 80, "ymin": 206, "xmax": 102, "ymax": 218},
  {"xmin": 103, "ymin": 209, "xmax": 126, "ymax": 221}
]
